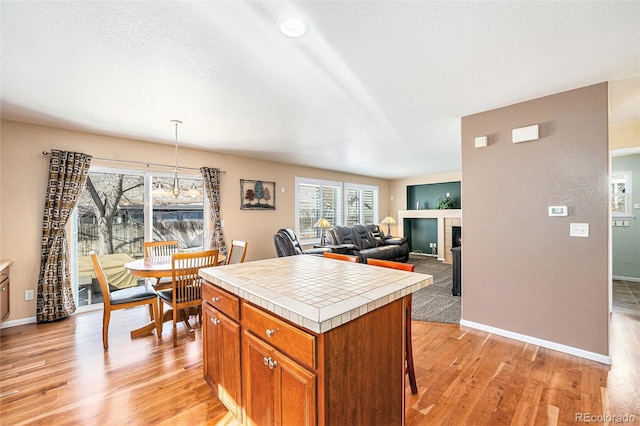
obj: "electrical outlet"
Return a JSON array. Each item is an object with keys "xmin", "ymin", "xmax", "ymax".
[{"xmin": 25, "ymin": 290, "xmax": 34, "ymax": 301}]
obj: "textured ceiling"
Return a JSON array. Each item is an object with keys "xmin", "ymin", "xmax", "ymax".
[{"xmin": 1, "ymin": 1, "xmax": 639, "ymax": 179}]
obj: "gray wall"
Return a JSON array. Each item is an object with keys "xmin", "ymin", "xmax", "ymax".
[
  {"xmin": 612, "ymin": 153, "xmax": 640, "ymax": 280},
  {"xmin": 461, "ymin": 83, "xmax": 609, "ymax": 356}
]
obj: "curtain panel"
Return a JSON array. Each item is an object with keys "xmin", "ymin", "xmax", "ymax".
[
  {"xmin": 200, "ymin": 167, "xmax": 227, "ymax": 256},
  {"xmin": 37, "ymin": 150, "xmax": 92, "ymax": 322}
]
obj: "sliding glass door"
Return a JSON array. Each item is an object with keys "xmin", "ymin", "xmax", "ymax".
[{"xmin": 73, "ymin": 167, "xmax": 205, "ymax": 308}]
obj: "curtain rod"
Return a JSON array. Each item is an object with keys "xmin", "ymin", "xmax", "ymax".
[{"xmin": 42, "ymin": 151, "xmax": 226, "ymax": 173}]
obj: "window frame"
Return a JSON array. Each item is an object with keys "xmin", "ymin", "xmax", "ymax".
[
  {"xmin": 611, "ymin": 171, "xmax": 633, "ymax": 217},
  {"xmin": 295, "ymin": 177, "xmax": 379, "ymax": 245},
  {"xmin": 344, "ymin": 182, "xmax": 379, "ymax": 226}
]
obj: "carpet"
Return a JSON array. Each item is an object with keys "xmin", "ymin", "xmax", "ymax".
[{"xmin": 407, "ymin": 253, "xmax": 461, "ymax": 324}]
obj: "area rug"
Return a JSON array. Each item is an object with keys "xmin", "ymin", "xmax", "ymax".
[{"xmin": 408, "ymin": 253, "xmax": 461, "ymax": 324}]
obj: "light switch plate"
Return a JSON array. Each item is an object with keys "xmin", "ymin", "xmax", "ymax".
[{"xmin": 570, "ymin": 223, "xmax": 589, "ymax": 237}]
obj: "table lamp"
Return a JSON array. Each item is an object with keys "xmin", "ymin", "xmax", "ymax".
[
  {"xmin": 380, "ymin": 215, "xmax": 396, "ymax": 236},
  {"xmin": 314, "ymin": 217, "xmax": 332, "ymax": 246}
]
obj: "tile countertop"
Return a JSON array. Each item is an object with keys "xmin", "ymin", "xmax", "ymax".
[{"xmin": 199, "ymin": 255, "xmax": 433, "ymax": 334}]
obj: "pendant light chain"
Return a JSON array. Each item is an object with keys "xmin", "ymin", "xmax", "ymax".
[{"xmin": 171, "ymin": 119, "xmax": 183, "ymax": 198}]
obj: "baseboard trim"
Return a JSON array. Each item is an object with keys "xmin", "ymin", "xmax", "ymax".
[
  {"xmin": 613, "ymin": 275, "xmax": 640, "ymax": 283},
  {"xmin": 459, "ymin": 319, "xmax": 612, "ymax": 365},
  {"xmin": 0, "ymin": 316, "xmax": 37, "ymax": 329}
]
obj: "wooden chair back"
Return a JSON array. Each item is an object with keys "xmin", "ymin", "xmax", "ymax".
[
  {"xmin": 171, "ymin": 250, "xmax": 218, "ymax": 304},
  {"xmin": 323, "ymin": 252, "xmax": 359, "ymax": 262},
  {"xmin": 366, "ymin": 258, "xmax": 415, "ymax": 272},
  {"xmin": 226, "ymin": 240, "xmax": 248, "ymax": 265},
  {"xmin": 90, "ymin": 251, "xmax": 113, "ymax": 312},
  {"xmin": 144, "ymin": 240, "xmax": 180, "ymax": 261},
  {"xmin": 157, "ymin": 249, "xmax": 218, "ymax": 346}
]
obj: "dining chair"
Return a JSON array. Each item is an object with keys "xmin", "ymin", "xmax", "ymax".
[
  {"xmin": 157, "ymin": 249, "xmax": 219, "ymax": 346},
  {"xmin": 144, "ymin": 240, "xmax": 180, "ymax": 289},
  {"xmin": 366, "ymin": 258, "xmax": 418, "ymax": 394},
  {"xmin": 322, "ymin": 252, "xmax": 359, "ymax": 262},
  {"xmin": 89, "ymin": 251, "xmax": 161, "ymax": 350},
  {"xmin": 226, "ymin": 240, "xmax": 248, "ymax": 265}
]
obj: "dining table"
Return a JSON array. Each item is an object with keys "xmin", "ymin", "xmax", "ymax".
[{"xmin": 124, "ymin": 254, "xmax": 226, "ymax": 338}]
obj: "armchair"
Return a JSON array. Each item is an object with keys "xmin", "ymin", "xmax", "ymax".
[{"xmin": 273, "ymin": 228, "xmax": 331, "ymax": 257}]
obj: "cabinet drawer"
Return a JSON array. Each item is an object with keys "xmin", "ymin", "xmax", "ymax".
[
  {"xmin": 242, "ymin": 302, "xmax": 316, "ymax": 369},
  {"xmin": 202, "ymin": 281, "xmax": 240, "ymax": 322}
]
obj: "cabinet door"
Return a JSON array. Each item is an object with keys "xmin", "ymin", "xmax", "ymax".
[
  {"xmin": 0, "ymin": 268, "xmax": 8, "ymax": 321},
  {"xmin": 243, "ymin": 331, "xmax": 317, "ymax": 426},
  {"xmin": 203, "ymin": 303, "xmax": 221, "ymax": 388},
  {"xmin": 243, "ymin": 331, "xmax": 276, "ymax": 426},
  {"xmin": 276, "ymin": 352, "xmax": 317, "ymax": 426},
  {"xmin": 218, "ymin": 311, "xmax": 241, "ymax": 421},
  {"xmin": 203, "ymin": 303, "xmax": 242, "ymax": 421}
]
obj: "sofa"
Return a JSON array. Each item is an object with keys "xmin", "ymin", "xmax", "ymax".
[{"xmin": 326, "ymin": 224, "xmax": 410, "ymax": 263}]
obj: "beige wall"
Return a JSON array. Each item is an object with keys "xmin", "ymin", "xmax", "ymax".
[
  {"xmin": 610, "ymin": 120, "xmax": 640, "ymax": 149},
  {"xmin": 0, "ymin": 120, "xmax": 390, "ymax": 322},
  {"xmin": 461, "ymin": 83, "xmax": 610, "ymax": 356}
]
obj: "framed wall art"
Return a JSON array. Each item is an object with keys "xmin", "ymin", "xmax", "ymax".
[{"xmin": 240, "ymin": 179, "xmax": 276, "ymax": 210}]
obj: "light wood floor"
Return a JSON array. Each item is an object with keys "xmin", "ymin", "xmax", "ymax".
[{"xmin": 1, "ymin": 308, "xmax": 638, "ymax": 425}]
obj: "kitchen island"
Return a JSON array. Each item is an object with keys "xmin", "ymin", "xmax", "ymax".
[{"xmin": 199, "ymin": 255, "xmax": 432, "ymax": 426}]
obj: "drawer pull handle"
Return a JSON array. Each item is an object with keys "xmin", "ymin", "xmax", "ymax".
[
  {"xmin": 0, "ymin": 287, "xmax": 5, "ymax": 291},
  {"xmin": 263, "ymin": 356, "xmax": 278, "ymax": 370},
  {"xmin": 211, "ymin": 296, "xmax": 221, "ymax": 303},
  {"xmin": 266, "ymin": 328, "xmax": 278, "ymax": 338},
  {"xmin": 211, "ymin": 318, "xmax": 221, "ymax": 325}
]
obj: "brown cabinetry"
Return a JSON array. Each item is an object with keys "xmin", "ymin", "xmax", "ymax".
[
  {"xmin": 202, "ymin": 283, "xmax": 242, "ymax": 422},
  {"xmin": 202, "ymin": 278, "xmax": 408, "ymax": 425},
  {"xmin": 0, "ymin": 263, "xmax": 10, "ymax": 322},
  {"xmin": 242, "ymin": 311, "xmax": 316, "ymax": 426}
]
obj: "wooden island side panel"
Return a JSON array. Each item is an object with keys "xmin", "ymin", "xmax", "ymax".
[{"xmin": 318, "ymin": 297, "xmax": 406, "ymax": 426}]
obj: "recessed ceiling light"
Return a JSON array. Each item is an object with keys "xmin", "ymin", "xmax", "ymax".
[{"xmin": 278, "ymin": 16, "xmax": 309, "ymax": 38}]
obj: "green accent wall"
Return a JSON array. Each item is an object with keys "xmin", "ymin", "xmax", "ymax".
[
  {"xmin": 407, "ymin": 181, "xmax": 461, "ymax": 210},
  {"xmin": 612, "ymin": 153, "xmax": 640, "ymax": 280},
  {"xmin": 405, "ymin": 181, "xmax": 461, "ymax": 253},
  {"xmin": 403, "ymin": 218, "xmax": 437, "ymax": 254}
]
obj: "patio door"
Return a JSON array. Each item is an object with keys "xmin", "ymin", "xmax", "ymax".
[{"xmin": 72, "ymin": 167, "xmax": 205, "ymax": 309}]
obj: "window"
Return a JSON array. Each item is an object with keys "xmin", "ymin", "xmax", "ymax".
[
  {"xmin": 345, "ymin": 183, "xmax": 378, "ymax": 226},
  {"xmin": 611, "ymin": 171, "xmax": 632, "ymax": 217},
  {"xmin": 73, "ymin": 167, "xmax": 205, "ymax": 308},
  {"xmin": 295, "ymin": 178, "xmax": 378, "ymax": 244},
  {"xmin": 295, "ymin": 178, "xmax": 342, "ymax": 243}
]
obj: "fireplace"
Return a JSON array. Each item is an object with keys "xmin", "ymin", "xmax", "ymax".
[
  {"xmin": 452, "ymin": 226, "xmax": 461, "ymax": 248},
  {"xmin": 444, "ymin": 218, "xmax": 462, "ymax": 264}
]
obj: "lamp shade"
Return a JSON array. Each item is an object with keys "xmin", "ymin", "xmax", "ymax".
[
  {"xmin": 381, "ymin": 215, "xmax": 396, "ymax": 225},
  {"xmin": 314, "ymin": 217, "xmax": 332, "ymax": 229},
  {"xmin": 151, "ymin": 182, "xmax": 169, "ymax": 197},
  {"xmin": 381, "ymin": 215, "xmax": 396, "ymax": 236}
]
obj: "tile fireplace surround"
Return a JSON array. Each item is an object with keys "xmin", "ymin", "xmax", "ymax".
[{"xmin": 397, "ymin": 209, "xmax": 462, "ymax": 264}]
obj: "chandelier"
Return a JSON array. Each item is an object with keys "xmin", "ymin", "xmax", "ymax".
[{"xmin": 150, "ymin": 119, "xmax": 202, "ymax": 199}]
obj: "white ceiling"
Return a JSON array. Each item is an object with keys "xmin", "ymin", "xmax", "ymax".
[{"xmin": 1, "ymin": 1, "xmax": 639, "ymax": 179}]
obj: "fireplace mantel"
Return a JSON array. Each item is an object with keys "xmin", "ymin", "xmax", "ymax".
[{"xmin": 398, "ymin": 209, "xmax": 462, "ymax": 263}]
